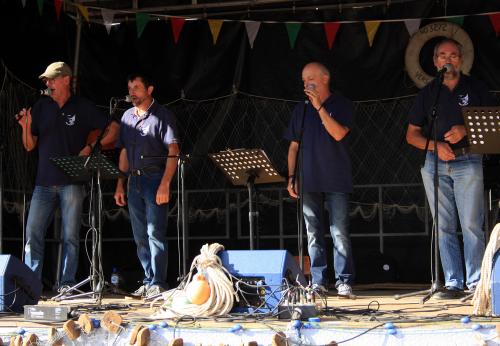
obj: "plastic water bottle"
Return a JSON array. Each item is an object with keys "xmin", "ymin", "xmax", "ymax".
[{"xmin": 110, "ymin": 267, "xmax": 121, "ymax": 288}]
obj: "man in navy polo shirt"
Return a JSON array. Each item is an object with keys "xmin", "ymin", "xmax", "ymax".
[
  {"xmin": 407, "ymin": 39, "xmax": 497, "ymax": 299},
  {"xmin": 285, "ymin": 62, "xmax": 355, "ymax": 297},
  {"xmin": 114, "ymin": 73, "xmax": 180, "ymax": 299},
  {"xmin": 16, "ymin": 61, "xmax": 116, "ymax": 290}
]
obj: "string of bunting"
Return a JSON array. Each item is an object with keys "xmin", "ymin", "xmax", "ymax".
[{"xmin": 20, "ymin": 0, "xmax": 500, "ymax": 48}]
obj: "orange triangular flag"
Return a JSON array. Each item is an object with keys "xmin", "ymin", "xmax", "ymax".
[
  {"xmin": 364, "ymin": 21, "xmax": 381, "ymax": 47},
  {"xmin": 208, "ymin": 19, "xmax": 224, "ymax": 45},
  {"xmin": 76, "ymin": 4, "xmax": 89, "ymax": 22}
]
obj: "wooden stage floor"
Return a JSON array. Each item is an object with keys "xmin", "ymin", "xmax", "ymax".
[{"xmin": 1, "ymin": 283, "xmax": 500, "ymax": 345}]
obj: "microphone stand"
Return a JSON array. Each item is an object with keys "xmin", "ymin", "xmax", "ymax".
[
  {"xmin": 293, "ymin": 100, "xmax": 308, "ymax": 271},
  {"xmin": 395, "ymin": 73, "xmax": 446, "ymax": 303}
]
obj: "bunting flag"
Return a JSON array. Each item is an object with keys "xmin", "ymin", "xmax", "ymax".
[
  {"xmin": 54, "ymin": 0, "xmax": 63, "ymax": 21},
  {"xmin": 285, "ymin": 23, "xmax": 301, "ymax": 49},
  {"xmin": 101, "ymin": 9, "xmax": 115, "ymax": 34},
  {"xmin": 490, "ymin": 13, "xmax": 500, "ymax": 36},
  {"xmin": 447, "ymin": 16, "xmax": 464, "ymax": 26},
  {"xmin": 244, "ymin": 21, "xmax": 261, "ymax": 49},
  {"xmin": 208, "ymin": 19, "xmax": 224, "ymax": 45},
  {"xmin": 21, "ymin": 0, "xmax": 27, "ymax": 8},
  {"xmin": 136, "ymin": 13, "xmax": 151, "ymax": 38},
  {"xmin": 76, "ymin": 4, "xmax": 89, "ymax": 22},
  {"xmin": 404, "ymin": 19, "xmax": 421, "ymax": 36},
  {"xmin": 170, "ymin": 17, "xmax": 186, "ymax": 44},
  {"xmin": 324, "ymin": 22, "xmax": 340, "ymax": 50},
  {"xmin": 364, "ymin": 21, "xmax": 381, "ymax": 47},
  {"xmin": 37, "ymin": 0, "xmax": 43, "ymax": 15}
]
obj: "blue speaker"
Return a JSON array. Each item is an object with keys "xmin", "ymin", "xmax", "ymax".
[
  {"xmin": 219, "ymin": 250, "xmax": 306, "ymax": 313},
  {"xmin": 0, "ymin": 255, "xmax": 42, "ymax": 312}
]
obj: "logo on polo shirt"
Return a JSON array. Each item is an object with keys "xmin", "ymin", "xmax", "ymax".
[
  {"xmin": 140, "ymin": 124, "xmax": 150, "ymax": 137},
  {"xmin": 65, "ymin": 114, "xmax": 76, "ymax": 126},
  {"xmin": 458, "ymin": 94, "xmax": 469, "ymax": 106}
]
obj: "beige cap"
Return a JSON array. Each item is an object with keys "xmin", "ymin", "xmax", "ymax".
[{"xmin": 38, "ymin": 61, "xmax": 72, "ymax": 79}]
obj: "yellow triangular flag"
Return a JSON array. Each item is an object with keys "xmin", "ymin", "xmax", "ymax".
[
  {"xmin": 76, "ymin": 4, "xmax": 90, "ymax": 22},
  {"xmin": 208, "ymin": 19, "xmax": 224, "ymax": 45},
  {"xmin": 364, "ymin": 21, "xmax": 381, "ymax": 47}
]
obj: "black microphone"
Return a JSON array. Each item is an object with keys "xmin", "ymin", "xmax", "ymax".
[
  {"xmin": 436, "ymin": 63, "xmax": 453, "ymax": 76},
  {"xmin": 14, "ymin": 89, "xmax": 52, "ymax": 121}
]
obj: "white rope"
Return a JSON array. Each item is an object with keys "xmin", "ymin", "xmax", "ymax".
[
  {"xmin": 472, "ymin": 223, "xmax": 500, "ymax": 316},
  {"xmin": 153, "ymin": 243, "xmax": 238, "ymax": 318}
]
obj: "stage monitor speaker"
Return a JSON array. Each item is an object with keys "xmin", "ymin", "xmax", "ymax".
[
  {"xmin": 219, "ymin": 250, "xmax": 306, "ymax": 314},
  {"xmin": 0, "ymin": 255, "xmax": 42, "ymax": 312}
]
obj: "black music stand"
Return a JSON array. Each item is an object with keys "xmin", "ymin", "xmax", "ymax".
[
  {"xmin": 460, "ymin": 107, "xmax": 500, "ymax": 302},
  {"xmin": 210, "ymin": 149, "xmax": 284, "ymax": 249},
  {"xmin": 49, "ymin": 153, "xmax": 122, "ymax": 302}
]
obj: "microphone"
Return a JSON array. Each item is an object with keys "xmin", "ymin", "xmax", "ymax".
[
  {"xmin": 305, "ymin": 83, "xmax": 316, "ymax": 104},
  {"xmin": 436, "ymin": 63, "xmax": 453, "ymax": 76},
  {"xmin": 114, "ymin": 95, "xmax": 132, "ymax": 103},
  {"xmin": 40, "ymin": 88, "xmax": 52, "ymax": 96}
]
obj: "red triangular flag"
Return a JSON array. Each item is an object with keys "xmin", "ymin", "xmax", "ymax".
[
  {"xmin": 324, "ymin": 22, "xmax": 340, "ymax": 50},
  {"xmin": 170, "ymin": 17, "xmax": 186, "ymax": 44},
  {"xmin": 54, "ymin": 0, "xmax": 63, "ymax": 21},
  {"xmin": 489, "ymin": 13, "xmax": 500, "ymax": 36}
]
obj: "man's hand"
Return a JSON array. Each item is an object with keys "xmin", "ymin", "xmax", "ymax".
[
  {"xmin": 304, "ymin": 88, "xmax": 322, "ymax": 111},
  {"xmin": 435, "ymin": 141, "xmax": 456, "ymax": 161},
  {"xmin": 16, "ymin": 108, "xmax": 32, "ymax": 129},
  {"xmin": 287, "ymin": 177, "xmax": 298, "ymax": 199},
  {"xmin": 156, "ymin": 182, "xmax": 170, "ymax": 205},
  {"xmin": 114, "ymin": 184, "xmax": 127, "ymax": 206},
  {"xmin": 79, "ymin": 144, "xmax": 92, "ymax": 157},
  {"xmin": 444, "ymin": 125, "xmax": 466, "ymax": 144}
]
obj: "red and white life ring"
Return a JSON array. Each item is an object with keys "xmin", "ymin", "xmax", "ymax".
[{"xmin": 405, "ymin": 21, "xmax": 474, "ymax": 89}]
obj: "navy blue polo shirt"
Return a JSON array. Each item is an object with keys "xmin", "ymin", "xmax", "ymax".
[
  {"xmin": 116, "ymin": 100, "xmax": 179, "ymax": 171},
  {"xmin": 408, "ymin": 74, "xmax": 497, "ymax": 150},
  {"xmin": 284, "ymin": 93, "xmax": 354, "ymax": 193},
  {"xmin": 31, "ymin": 95, "xmax": 108, "ymax": 186}
]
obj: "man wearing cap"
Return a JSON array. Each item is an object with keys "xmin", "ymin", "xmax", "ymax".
[{"xmin": 16, "ymin": 61, "xmax": 118, "ymax": 291}]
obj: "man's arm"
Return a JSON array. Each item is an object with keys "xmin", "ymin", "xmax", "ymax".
[
  {"xmin": 17, "ymin": 108, "xmax": 38, "ymax": 151},
  {"xmin": 114, "ymin": 148, "xmax": 129, "ymax": 207},
  {"xmin": 287, "ymin": 141, "xmax": 299, "ymax": 199},
  {"xmin": 406, "ymin": 123, "xmax": 456, "ymax": 161},
  {"xmin": 156, "ymin": 143, "xmax": 180, "ymax": 205},
  {"xmin": 79, "ymin": 121, "xmax": 120, "ymax": 156},
  {"xmin": 317, "ymin": 108, "xmax": 350, "ymax": 141}
]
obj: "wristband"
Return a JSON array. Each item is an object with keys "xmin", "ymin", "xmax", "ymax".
[{"xmin": 316, "ymin": 104, "xmax": 323, "ymax": 113}]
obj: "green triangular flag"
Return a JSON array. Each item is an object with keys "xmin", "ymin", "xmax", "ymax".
[
  {"xmin": 37, "ymin": 0, "xmax": 43, "ymax": 15},
  {"xmin": 447, "ymin": 17, "xmax": 464, "ymax": 26},
  {"xmin": 136, "ymin": 13, "xmax": 151, "ymax": 38},
  {"xmin": 285, "ymin": 23, "xmax": 301, "ymax": 49}
]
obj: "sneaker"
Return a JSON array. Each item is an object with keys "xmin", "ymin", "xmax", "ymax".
[
  {"xmin": 465, "ymin": 286, "xmax": 476, "ymax": 294},
  {"xmin": 131, "ymin": 285, "xmax": 148, "ymax": 298},
  {"xmin": 145, "ymin": 285, "xmax": 165, "ymax": 300},
  {"xmin": 311, "ymin": 284, "xmax": 328, "ymax": 294},
  {"xmin": 434, "ymin": 286, "xmax": 465, "ymax": 300},
  {"xmin": 336, "ymin": 283, "xmax": 352, "ymax": 297}
]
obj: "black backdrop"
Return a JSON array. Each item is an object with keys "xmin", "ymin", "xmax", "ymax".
[{"xmin": 1, "ymin": 0, "xmax": 500, "ymax": 104}]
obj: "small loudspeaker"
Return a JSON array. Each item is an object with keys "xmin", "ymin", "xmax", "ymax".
[
  {"xmin": 219, "ymin": 250, "xmax": 306, "ymax": 313},
  {"xmin": 0, "ymin": 255, "xmax": 42, "ymax": 312}
]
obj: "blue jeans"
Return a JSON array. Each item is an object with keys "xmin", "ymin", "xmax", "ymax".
[
  {"xmin": 421, "ymin": 152, "xmax": 485, "ymax": 290},
  {"xmin": 24, "ymin": 185, "xmax": 85, "ymax": 286},
  {"xmin": 303, "ymin": 192, "xmax": 354, "ymax": 287},
  {"xmin": 127, "ymin": 173, "xmax": 169, "ymax": 288}
]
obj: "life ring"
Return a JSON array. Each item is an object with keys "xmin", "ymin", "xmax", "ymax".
[{"xmin": 405, "ymin": 21, "xmax": 474, "ymax": 89}]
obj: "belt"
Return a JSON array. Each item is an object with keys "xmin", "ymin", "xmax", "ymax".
[
  {"xmin": 452, "ymin": 147, "xmax": 472, "ymax": 157},
  {"xmin": 129, "ymin": 166, "xmax": 163, "ymax": 176}
]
